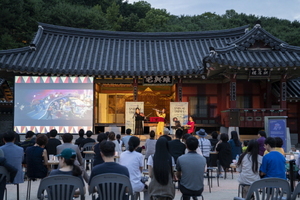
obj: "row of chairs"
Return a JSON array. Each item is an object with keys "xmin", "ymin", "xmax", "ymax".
[
  {"xmin": 1, "ymin": 166, "xmax": 134, "ymax": 200},
  {"xmin": 234, "ymin": 178, "xmax": 300, "ymax": 200}
]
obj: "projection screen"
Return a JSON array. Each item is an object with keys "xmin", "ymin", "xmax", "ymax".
[{"xmin": 14, "ymin": 76, "xmax": 93, "ymax": 133}]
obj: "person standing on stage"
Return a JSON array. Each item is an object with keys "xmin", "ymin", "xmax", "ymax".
[
  {"xmin": 186, "ymin": 116, "xmax": 195, "ymax": 134},
  {"xmin": 156, "ymin": 108, "xmax": 166, "ymax": 136},
  {"xmin": 134, "ymin": 107, "xmax": 145, "ymax": 135}
]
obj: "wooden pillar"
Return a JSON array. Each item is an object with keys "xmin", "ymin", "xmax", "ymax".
[
  {"xmin": 177, "ymin": 78, "xmax": 182, "ymax": 102},
  {"xmin": 133, "ymin": 78, "xmax": 138, "ymax": 101},
  {"xmin": 280, "ymin": 76, "xmax": 287, "ymax": 109},
  {"xmin": 266, "ymin": 81, "xmax": 272, "ymax": 108},
  {"xmin": 229, "ymin": 76, "xmax": 237, "ymax": 108}
]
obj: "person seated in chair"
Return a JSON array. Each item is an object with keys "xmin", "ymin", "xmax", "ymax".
[
  {"xmin": 176, "ymin": 136, "xmax": 206, "ymax": 200},
  {"xmin": 89, "ymin": 140, "xmax": 129, "ymax": 191},
  {"xmin": 0, "ymin": 149, "xmax": 17, "ymax": 200}
]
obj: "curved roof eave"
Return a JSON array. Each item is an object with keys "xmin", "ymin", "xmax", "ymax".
[{"xmin": 38, "ymin": 22, "xmax": 249, "ymax": 40}]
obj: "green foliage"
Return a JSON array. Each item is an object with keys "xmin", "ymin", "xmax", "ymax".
[{"xmin": 1, "ymin": 0, "xmax": 300, "ymax": 50}]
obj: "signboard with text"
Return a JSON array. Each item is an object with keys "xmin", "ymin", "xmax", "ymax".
[
  {"xmin": 170, "ymin": 102, "xmax": 189, "ymax": 134},
  {"xmin": 265, "ymin": 116, "xmax": 288, "ymax": 152},
  {"xmin": 143, "ymin": 76, "xmax": 173, "ymax": 86}
]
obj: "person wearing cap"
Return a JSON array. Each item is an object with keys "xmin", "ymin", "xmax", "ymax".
[
  {"xmin": 50, "ymin": 148, "xmax": 86, "ymax": 195},
  {"xmin": 56, "ymin": 133, "xmax": 89, "ymax": 182},
  {"xmin": 196, "ymin": 129, "xmax": 211, "ymax": 165}
]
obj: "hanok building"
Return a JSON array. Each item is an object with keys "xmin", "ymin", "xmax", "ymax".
[{"xmin": 1, "ymin": 22, "xmax": 300, "ymax": 145}]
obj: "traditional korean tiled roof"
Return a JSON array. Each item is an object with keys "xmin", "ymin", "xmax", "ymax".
[
  {"xmin": 0, "ymin": 23, "xmax": 249, "ymax": 77},
  {"xmin": 273, "ymin": 78, "xmax": 300, "ymax": 101},
  {"xmin": 204, "ymin": 24, "xmax": 300, "ymax": 69}
]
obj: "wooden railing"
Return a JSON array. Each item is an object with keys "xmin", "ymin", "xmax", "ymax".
[{"xmin": 221, "ymin": 108, "xmax": 288, "ymax": 128}]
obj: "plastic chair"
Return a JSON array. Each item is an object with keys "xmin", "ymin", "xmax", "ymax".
[
  {"xmin": 0, "ymin": 166, "xmax": 19, "ymax": 200},
  {"xmin": 89, "ymin": 173, "xmax": 134, "ymax": 200},
  {"xmin": 207, "ymin": 152, "xmax": 220, "ymax": 189},
  {"xmin": 81, "ymin": 142, "xmax": 95, "ymax": 170},
  {"xmin": 0, "ymin": 166, "xmax": 9, "ymax": 200},
  {"xmin": 292, "ymin": 181, "xmax": 300, "ymax": 200},
  {"xmin": 37, "ymin": 175, "xmax": 85, "ymax": 200},
  {"xmin": 237, "ymin": 183, "xmax": 250, "ymax": 197},
  {"xmin": 233, "ymin": 178, "xmax": 291, "ymax": 200}
]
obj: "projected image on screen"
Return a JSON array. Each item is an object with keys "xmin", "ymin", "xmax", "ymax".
[
  {"xmin": 17, "ymin": 89, "xmax": 92, "ymax": 120},
  {"xmin": 14, "ymin": 76, "xmax": 94, "ymax": 132}
]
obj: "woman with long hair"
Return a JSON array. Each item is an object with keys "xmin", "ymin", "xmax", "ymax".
[
  {"xmin": 50, "ymin": 148, "xmax": 85, "ymax": 195},
  {"xmin": 134, "ymin": 107, "xmax": 145, "ymax": 135},
  {"xmin": 216, "ymin": 133, "xmax": 232, "ymax": 177},
  {"xmin": 229, "ymin": 131, "xmax": 242, "ymax": 160},
  {"xmin": 236, "ymin": 139, "xmax": 262, "ymax": 197},
  {"xmin": 147, "ymin": 137, "xmax": 175, "ymax": 200}
]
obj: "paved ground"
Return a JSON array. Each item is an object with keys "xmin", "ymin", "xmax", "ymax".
[{"xmin": 6, "ymin": 171, "xmax": 240, "ymax": 200}]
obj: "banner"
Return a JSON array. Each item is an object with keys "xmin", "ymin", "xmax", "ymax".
[
  {"xmin": 125, "ymin": 102, "xmax": 144, "ymax": 134},
  {"xmin": 169, "ymin": 102, "xmax": 189, "ymax": 134},
  {"xmin": 268, "ymin": 118, "xmax": 287, "ymax": 152}
]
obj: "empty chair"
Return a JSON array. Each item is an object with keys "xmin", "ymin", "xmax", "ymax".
[
  {"xmin": 89, "ymin": 173, "xmax": 134, "ymax": 200},
  {"xmin": 37, "ymin": 175, "xmax": 85, "ymax": 200},
  {"xmin": 81, "ymin": 142, "xmax": 95, "ymax": 169},
  {"xmin": 233, "ymin": 178, "xmax": 291, "ymax": 200}
]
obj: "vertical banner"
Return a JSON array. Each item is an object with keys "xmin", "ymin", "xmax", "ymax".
[
  {"xmin": 125, "ymin": 102, "xmax": 144, "ymax": 134},
  {"xmin": 170, "ymin": 102, "xmax": 188, "ymax": 134},
  {"xmin": 268, "ymin": 118, "xmax": 287, "ymax": 152}
]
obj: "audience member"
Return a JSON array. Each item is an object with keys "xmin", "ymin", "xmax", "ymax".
[
  {"xmin": 228, "ymin": 131, "xmax": 242, "ymax": 160},
  {"xmin": 148, "ymin": 137, "xmax": 175, "ymax": 199},
  {"xmin": 169, "ymin": 129, "xmax": 186, "ymax": 163},
  {"xmin": 79, "ymin": 130, "xmax": 96, "ymax": 149},
  {"xmin": 14, "ymin": 132, "xmax": 21, "ymax": 146},
  {"xmin": 263, "ymin": 136, "xmax": 285, "ymax": 156},
  {"xmin": 116, "ymin": 134, "xmax": 123, "ymax": 148},
  {"xmin": 56, "ymin": 133, "xmax": 89, "ymax": 183},
  {"xmin": 216, "ymin": 133, "xmax": 232, "ymax": 178},
  {"xmin": 75, "ymin": 129, "xmax": 85, "ymax": 146},
  {"xmin": 242, "ymin": 140, "xmax": 249, "ymax": 153},
  {"xmin": 160, "ymin": 128, "xmax": 172, "ymax": 141},
  {"xmin": 183, "ymin": 134, "xmax": 202, "ymax": 155},
  {"xmin": 236, "ymin": 140, "xmax": 262, "ymax": 197},
  {"xmin": 26, "ymin": 134, "xmax": 49, "ymax": 179},
  {"xmin": 257, "ymin": 130, "xmax": 266, "ymax": 156},
  {"xmin": 0, "ymin": 131, "xmax": 24, "ymax": 184},
  {"xmin": 120, "ymin": 136, "xmax": 148, "ymax": 198},
  {"xmin": 93, "ymin": 133, "xmax": 107, "ymax": 167},
  {"xmin": 176, "ymin": 136, "xmax": 206, "ymax": 200},
  {"xmin": 0, "ymin": 149, "xmax": 17, "ymax": 200},
  {"xmin": 108, "ymin": 132, "xmax": 122, "ymax": 158},
  {"xmin": 121, "ymin": 128, "xmax": 132, "ymax": 150},
  {"xmin": 20, "ymin": 130, "xmax": 35, "ymax": 151},
  {"xmin": 259, "ymin": 137, "xmax": 286, "ymax": 179},
  {"xmin": 209, "ymin": 131, "xmax": 219, "ymax": 151},
  {"xmin": 50, "ymin": 148, "xmax": 85, "ymax": 196},
  {"xmin": 80, "ymin": 130, "xmax": 96, "ymax": 170},
  {"xmin": 45, "ymin": 129, "xmax": 61, "ymax": 157},
  {"xmin": 89, "ymin": 140, "xmax": 129, "ymax": 190},
  {"xmin": 196, "ymin": 129, "xmax": 211, "ymax": 165},
  {"xmin": 145, "ymin": 130, "xmax": 157, "ymax": 160}
]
